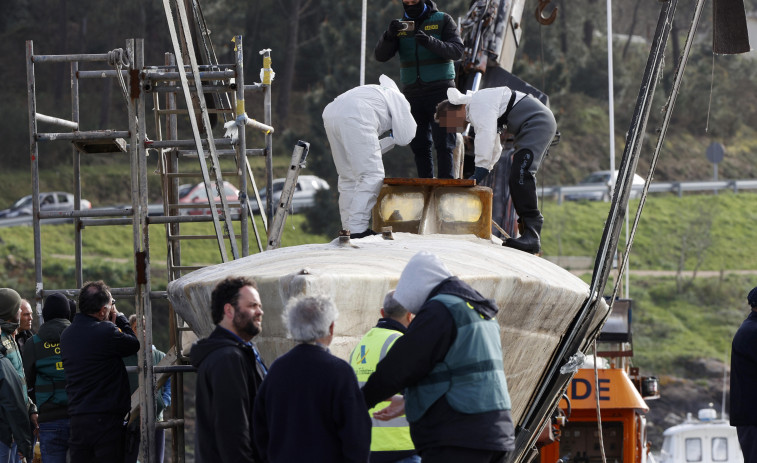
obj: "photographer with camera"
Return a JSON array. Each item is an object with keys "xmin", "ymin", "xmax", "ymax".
[
  {"xmin": 375, "ymin": 0, "xmax": 463, "ymax": 180},
  {"xmin": 60, "ymin": 281, "xmax": 139, "ymax": 463}
]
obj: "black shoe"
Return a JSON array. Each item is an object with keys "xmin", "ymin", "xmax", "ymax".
[
  {"xmin": 503, "ymin": 218, "xmax": 542, "ymax": 254},
  {"xmin": 350, "ymin": 229, "xmax": 377, "ymax": 239}
]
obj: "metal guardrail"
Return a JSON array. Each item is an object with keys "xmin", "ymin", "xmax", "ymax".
[{"xmin": 541, "ymin": 179, "xmax": 757, "ymax": 204}]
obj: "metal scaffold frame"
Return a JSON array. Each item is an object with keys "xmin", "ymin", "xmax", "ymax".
[{"xmin": 26, "ymin": 31, "xmax": 277, "ymax": 462}]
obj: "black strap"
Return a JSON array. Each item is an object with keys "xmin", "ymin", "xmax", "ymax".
[{"xmin": 496, "ymin": 92, "xmax": 519, "ymax": 134}]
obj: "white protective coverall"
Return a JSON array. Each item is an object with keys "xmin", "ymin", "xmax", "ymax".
[
  {"xmin": 323, "ymin": 75, "xmax": 417, "ymax": 233},
  {"xmin": 448, "ymin": 87, "xmax": 555, "ymax": 174}
]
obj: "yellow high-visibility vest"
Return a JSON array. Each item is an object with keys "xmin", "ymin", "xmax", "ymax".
[{"xmin": 349, "ymin": 327, "xmax": 415, "ymax": 452}]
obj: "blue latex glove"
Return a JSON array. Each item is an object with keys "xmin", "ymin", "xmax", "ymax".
[{"xmin": 469, "ymin": 166, "xmax": 490, "ymax": 183}]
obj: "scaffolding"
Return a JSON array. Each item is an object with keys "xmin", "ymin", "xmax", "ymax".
[{"xmin": 25, "ymin": 26, "xmax": 282, "ymax": 461}]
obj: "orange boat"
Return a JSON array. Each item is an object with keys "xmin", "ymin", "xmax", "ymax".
[{"xmin": 539, "ymin": 299, "xmax": 660, "ymax": 463}]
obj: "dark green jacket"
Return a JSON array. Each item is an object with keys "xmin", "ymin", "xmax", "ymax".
[
  {"xmin": 23, "ymin": 318, "xmax": 70, "ymax": 422},
  {"xmin": 374, "ymin": 0, "xmax": 463, "ymax": 95},
  {"xmin": 0, "ymin": 343, "xmax": 32, "ymax": 459},
  {"xmin": 404, "ymin": 293, "xmax": 510, "ymax": 421},
  {"xmin": 397, "ymin": 11, "xmax": 455, "ymax": 86}
]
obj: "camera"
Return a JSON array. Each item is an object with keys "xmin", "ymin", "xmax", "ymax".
[{"xmin": 399, "ymin": 21, "xmax": 415, "ymax": 32}]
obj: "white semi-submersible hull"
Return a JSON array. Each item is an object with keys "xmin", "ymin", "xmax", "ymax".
[{"xmin": 166, "ymin": 232, "xmax": 608, "ymax": 424}]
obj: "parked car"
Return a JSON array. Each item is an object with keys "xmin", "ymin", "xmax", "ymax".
[
  {"xmin": 0, "ymin": 192, "xmax": 92, "ymax": 218},
  {"xmin": 178, "ymin": 181, "xmax": 240, "ymax": 215},
  {"xmin": 564, "ymin": 170, "xmax": 645, "ymax": 202},
  {"xmin": 251, "ymin": 175, "xmax": 330, "ymax": 214}
]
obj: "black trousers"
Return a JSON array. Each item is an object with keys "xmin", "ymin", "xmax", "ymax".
[
  {"xmin": 738, "ymin": 426, "xmax": 757, "ymax": 463},
  {"xmin": 69, "ymin": 413, "xmax": 126, "ymax": 463},
  {"xmin": 421, "ymin": 446, "xmax": 509, "ymax": 463},
  {"xmin": 407, "ymin": 90, "xmax": 456, "ymax": 179}
]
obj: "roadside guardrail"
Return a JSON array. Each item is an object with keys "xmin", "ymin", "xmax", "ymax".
[{"xmin": 541, "ymin": 179, "xmax": 757, "ymax": 204}]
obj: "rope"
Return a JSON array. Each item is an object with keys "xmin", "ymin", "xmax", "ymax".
[
  {"xmin": 610, "ymin": 0, "xmax": 705, "ymax": 302},
  {"xmin": 593, "ymin": 341, "xmax": 608, "ymax": 463},
  {"xmin": 108, "ymin": 48, "xmax": 132, "ymax": 107},
  {"xmin": 706, "ymin": 53, "xmax": 715, "ymax": 133}
]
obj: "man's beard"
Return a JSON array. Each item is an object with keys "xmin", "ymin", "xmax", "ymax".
[{"xmin": 234, "ymin": 310, "xmax": 260, "ymax": 338}]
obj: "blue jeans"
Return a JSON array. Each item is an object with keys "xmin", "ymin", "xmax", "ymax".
[
  {"xmin": 0, "ymin": 441, "xmax": 21, "ymax": 463},
  {"xmin": 39, "ymin": 418, "xmax": 70, "ymax": 463}
]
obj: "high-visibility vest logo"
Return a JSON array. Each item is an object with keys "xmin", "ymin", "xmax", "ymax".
[{"xmin": 357, "ymin": 345, "xmax": 368, "ymax": 364}]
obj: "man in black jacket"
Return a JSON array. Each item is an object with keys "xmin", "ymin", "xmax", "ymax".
[
  {"xmin": 730, "ymin": 286, "xmax": 757, "ymax": 463},
  {"xmin": 362, "ymin": 252, "xmax": 514, "ymax": 463},
  {"xmin": 60, "ymin": 281, "xmax": 140, "ymax": 463},
  {"xmin": 190, "ymin": 276, "xmax": 266, "ymax": 463},
  {"xmin": 375, "ymin": 0, "xmax": 463, "ymax": 179}
]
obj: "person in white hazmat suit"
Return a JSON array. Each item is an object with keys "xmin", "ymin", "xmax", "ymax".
[
  {"xmin": 435, "ymin": 87, "xmax": 556, "ymax": 254},
  {"xmin": 322, "ymin": 75, "xmax": 417, "ymax": 239}
]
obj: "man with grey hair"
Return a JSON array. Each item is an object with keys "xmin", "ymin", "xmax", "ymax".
[
  {"xmin": 253, "ymin": 295, "xmax": 371, "ymax": 462},
  {"xmin": 15, "ymin": 299, "xmax": 34, "ymax": 353},
  {"xmin": 350, "ymin": 290, "xmax": 418, "ymax": 463}
]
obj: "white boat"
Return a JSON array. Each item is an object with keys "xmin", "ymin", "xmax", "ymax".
[{"xmin": 660, "ymin": 408, "xmax": 742, "ymax": 463}]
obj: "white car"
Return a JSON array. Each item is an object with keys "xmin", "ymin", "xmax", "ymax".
[
  {"xmin": 0, "ymin": 192, "xmax": 92, "ymax": 218},
  {"xmin": 565, "ymin": 170, "xmax": 645, "ymax": 201},
  {"xmin": 252, "ymin": 175, "xmax": 330, "ymax": 214}
]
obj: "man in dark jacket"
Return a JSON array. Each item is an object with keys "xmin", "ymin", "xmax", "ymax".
[
  {"xmin": 375, "ymin": 0, "xmax": 464, "ymax": 179},
  {"xmin": 253, "ymin": 295, "xmax": 371, "ymax": 463},
  {"xmin": 1, "ymin": 342, "xmax": 32, "ymax": 462},
  {"xmin": 0, "ymin": 287, "xmax": 36, "ymax": 462},
  {"xmin": 60, "ymin": 281, "xmax": 140, "ymax": 463},
  {"xmin": 190, "ymin": 276, "xmax": 266, "ymax": 463},
  {"xmin": 23, "ymin": 293, "xmax": 72, "ymax": 463},
  {"xmin": 362, "ymin": 252, "xmax": 514, "ymax": 463},
  {"xmin": 730, "ymin": 286, "xmax": 757, "ymax": 463}
]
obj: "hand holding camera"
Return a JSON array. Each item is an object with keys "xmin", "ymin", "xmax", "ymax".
[
  {"xmin": 414, "ymin": 29, "xmax": 431, "ymax": 46},
  {"xmin": 388, "ymin": 19, "xmax": 404, "ymax": 37},
  {"xmin": 108, "ymin": 303, "xmax": 119, "ymax": 323},
  {"xmin": 388, "ymin": 19, "xmax": 416, "ymax": 37}
]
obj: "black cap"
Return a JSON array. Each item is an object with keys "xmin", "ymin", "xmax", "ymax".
[{"xmin": 42, "ymin": 293, "xmax": 71, "ymax": 322}]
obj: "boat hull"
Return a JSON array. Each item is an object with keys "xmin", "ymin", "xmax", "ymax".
[{"xmin": 167, "ymin": 233, "xmax": 608, "ymax": 423}]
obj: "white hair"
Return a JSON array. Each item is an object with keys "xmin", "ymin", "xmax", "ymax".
[{"xmin": 283, "ymin": 295, "xmax": 339, "ymax": 343}]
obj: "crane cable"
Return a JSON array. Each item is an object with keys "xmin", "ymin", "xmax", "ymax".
[{"xmin": 609, "ymin": 0, "xmax": 707, "ymax": 303}]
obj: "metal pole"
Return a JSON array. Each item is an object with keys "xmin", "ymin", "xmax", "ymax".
[
  {"xmin": 260, "ymin": 49, "xmax": 274, "ymax": 224},
  {"xmin": 26, "ymin": 41, "xmax": 44, "ymax": 311},
  {"xmin": 234, "ymin": 36, "xmax": 250, "ymax": 257},
  {"xmin": 360, "ymin": 0, "xmax": 367, "ymax": 86},
  {"xmin": 607, "ymin": 0, "xmax": 616, "ymax": 175},
  {"xmin": 129, "ymin": 38, "xmax": 157, "ymax": 463},
  {"xmin": 72, "ymin": 61, "xmax": 83, "ymax": 290},
  {"xmin": 164, "ymin": 52, "xmax": 184, "ymax": 463}
]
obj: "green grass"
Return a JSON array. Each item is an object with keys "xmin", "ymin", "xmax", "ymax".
[
  {"xmin": 0, "ymin": 214, "xmax": 329, "ymax": 295},
  {"xmin": 541, "ymin": 191, "xmax": 757, "ymax": 270}
]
